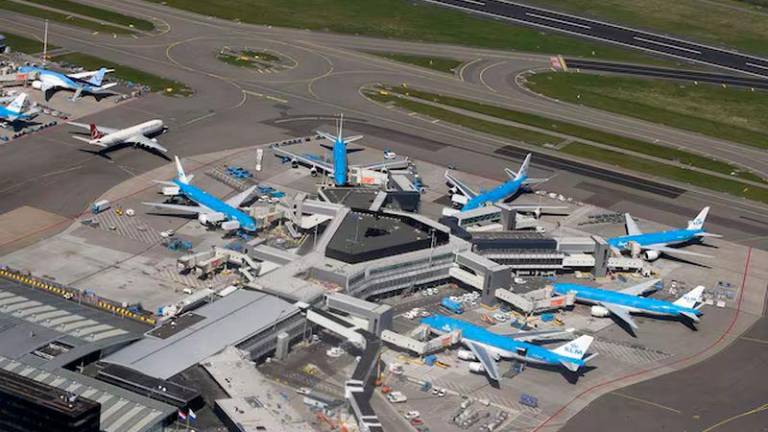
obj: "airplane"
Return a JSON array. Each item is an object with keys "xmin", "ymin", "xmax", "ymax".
[
  {"xmin": 18, "ymin": 65, "xmax": 117, "ymax": 101},
  {"xmin": 143, "ymin": 156, "xmax": 259, "ymax": 232},
  {"xmin": 67, "ymin": 119, "xmax": 168, "ymax": 155},
  {"xmin": 271, "ymin": 114, "xmax": 409, "ymax": 186},
  {"xmin": 445, "ymin": 153, "xmax": 563, "ymax": 215},
  {"xmin": 607, "ymin": 207, "xmax": 721, "ymax": 260},
  {"xmin": 553, "ymin": 280, "xmax": 705, "ymax": 332},
  {"xmin": 421, "ymin": 314, "xmax": 597, "ymax": 382},
  {"xmin": 0, "ymin": 93, "xmax": 38, "ymax": 123}
]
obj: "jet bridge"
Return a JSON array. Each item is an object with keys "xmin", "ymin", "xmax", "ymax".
[
  {"xmin": 380, "ymin": 327, "xmax": 461, "ymax": 355},
  {"xmin": 495, "ymin": 287, "xmax": 575, "ymax": 314}
]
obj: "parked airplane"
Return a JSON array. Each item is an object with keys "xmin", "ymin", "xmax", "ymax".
[
  {"xmin": 553, "ymin": 280, "xmax": 705, "ymax": 331},
  {"xmin": 608, "ymin": 207, "xmax": 721, "ymax": 260},
  {"xmin": 445, "ymin": 154, "xmax": 562, "ymax": 214},
  {"xmin": 67, "ymin": 119, "xmax": 168, "ymax": 155},
  {"xmin": 421, "ymin": 314, "xmax": 597, "ymax": 382},
  {"xmin": 143, "ymin": 156, "xmax": 259, "ymax": 232},
  {"xmin": 272, "ymin": 114, "xmax": 408, "ymax": 186},
  {"xmin": 18, "ymin": 65, "xmax": 116, "ymax": 101},
  {"xmin": 0, "ymin": 93, "xmax": 37, "ymax": 122}
]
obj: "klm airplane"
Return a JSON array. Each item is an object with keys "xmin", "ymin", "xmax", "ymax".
[
  {"xmin": 445, "ymin": 154, "xmax": 559, "ymax": 213},
  {"xmin": 19, "ymin": 65, "xmax": 117, "ymax": 101},
  {"xmin": 0, "ymin": 93, "xmax": 37, "ymax": 122},
  {"xmin": 553, "ymin": 280, "xmax": 705, "ymax": 331},
  {"xmin": 421, "ymin": 314, "xmax": 597, "ymax": 382},
  {"xmin": 608, "ymin": 207, "xmax": 721, "ymax": 260},
  {"xmin": 271, "ymin": 114, "xmax": 408, "ymax": 186},
  {"xmin": 144, "ymin": 157, "xmax": 258, "ymax": 232}
]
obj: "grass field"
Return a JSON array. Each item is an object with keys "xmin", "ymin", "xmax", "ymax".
[
  {"xmin": 525, "ymin": 0, "xmax": 768, "ymax": 57},
  {"xmin": 383, "ymin": 86, "xmax": 765, "ymax": 184},
  {"xmin": 25, "ymin": 0, "xmax": 154, "ymax": 31},
  {"xmin": 365, "ymin": 52, "xmax": 463, "ymax": 74},
  {"xmin": 365, "ymin": 88, "xmax": 768, "ymax": 204},
  {"xmin": 53, "ymin": 53, "xmax": 192, "ymax": 96},
  {"xmin": 0, "ymin": 0, "xmax": 132, "ymax": 34},
  {"xmin": 145, "ymin": 0, "xmax": 678, "ymax": 65},
  {"xmin": 525, "ymin": 72, "xmax": 768, "ymax": 151},
  {"xmin": 2, "ymin": 31, "xmax": 48, "ymax": 54}
]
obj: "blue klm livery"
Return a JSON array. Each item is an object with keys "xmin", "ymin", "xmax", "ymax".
[
  {"xmin": 553, "ymin": 280, "xmax": 705, "ymax": 331},
  {"xmin": 0, "ymin": 93, "xmax": 36, "ymax": 122},
  {"xmin": 421, "ymin": 314, "xmax": 597, "ymax": 382},
  {"xmin": 144, "ymin": 157, "xmax": 258, "ymax": 232},
  {"xmin": 608, "ymin": 207, "xmax": 721, "ymax": 260}
]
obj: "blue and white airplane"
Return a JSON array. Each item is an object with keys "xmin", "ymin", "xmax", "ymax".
[
  {"xmin": 553, "ymin": 280, "xmax": 705, "ymax": 331},
  {"xmin": 445, "ymin": 154, "xmax": 560, "ymax": 214},
  {"xmin": 0, "ymin": 93, "xmax": 37, "ymax": 123},
  {"xmin": 271, "ymin": 114, "xmax": 408, "ymax": 186},
  {"xmin": 421, "ymin": 314, "xmax": 597, "ymax": 382},
  {"xmin": 144, "ymin": 157, "xmax": 259, "ymax": 232},
  {"xmin": 608, "ymin": 207, "xmax": 721, "ymax": 260},
  {"xmin": 19, "ymin": 65, "xmax": 117, "ymax": 102}
]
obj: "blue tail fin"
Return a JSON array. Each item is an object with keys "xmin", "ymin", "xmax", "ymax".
[{"xmin": 87, "ymin": 68, "xmax": 107, "ymax": 86}]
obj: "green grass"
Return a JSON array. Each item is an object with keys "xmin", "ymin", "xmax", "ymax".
[
  {"xmin": 562, "ymin": 143, "xmax": 768, "ymax": 204},
  {"xmin": 25, "ymin": 0, "xmax": 154, "ymax": 31},
  {"xmin": 524, "ymin": 0, "xmax": 768, "ymax": 57},
  {"xmin": 383, "ymin": 86, "xmax": 766, "ymax": 184},
  {"xmin": 0, "ymin": 0, "xmax": 133, "ymax": 34},
  {"xmin": 365, "ymin": 52, "xmax": 463, "ymax": 74},
  {"xmin": 367, "ymin": 90, "xmax": 560, "ymax": 146},
  {"xmin": 145, "ymin": 0, "xmax": 677, "ymax": 65},
  {"xmin": 365, "ymin": 87, "xmax": 768, "ymax": 204},
  {"xmin": 53, "ymin": 52, "xmax": 192, "ymax": 96},
  {"xmin": 1, "ymin": 31, "xmax": 51, "ymax": 54},
  {"xmin": 526, "ymin": 72, "xmax": 768, "ymax": 151}
]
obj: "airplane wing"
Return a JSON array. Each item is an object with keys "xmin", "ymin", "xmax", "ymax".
[
  {"xmin": 225, "ymin": 185, "xmax": 258, "ymax": 208},
  {"xmin": 465, "ymin": 340, "xmax": 501, "ymax": 382},
  {"xmin": 625, "ymin": 213, "xmax": 643, "ymax": 236},
  {"xmin": 445, "ymin": 171, "xmax": 477, "ymax": 199},
  {"xmin": 68, "ymin": 122, "xmax": 119, "ymax": 135},
  {"xmin": 619, "ymin": 278, "xmax": 661, "ymax": 296},
  {"xmin": 68, "ymin": 69, "xmax": 114, "ymax": 80},
  {"xmin": 357, "ymin": 158, "xmax": 410, "ymax": 171},
  {"xmin": 506, "ymin": 205, "xmax": 570, "ymax": 215},
  {"xmin": 142, "ymin": 202, "xmax": 208, "ymax": 214},
  {"xmin": 496, "ymin": 327, "xmax": 575, "ymax": 342},
  {"xmin": 644, "ymin": 244, "xmax": 712, "ymax": 258},
  {"xmin": 273, "ymin": 146, "xmax": 333, "ymax": 172},
  {"xmin": 600, "ymin": 302, "xmax": 638, "ymax": 330},
  {"xmin": 522, "ymin": 178, "xmax": 550, "ymax": 185},
  {"xmin": 125, "ymin": 134, "xmax": 168, "ymax": 153}
]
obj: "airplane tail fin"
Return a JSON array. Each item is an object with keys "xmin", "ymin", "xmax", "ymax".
[
  {"xmin": 687, "ymin": 207, "xmax": 709, "ymax": 230},
  {"xmin": 515, "ymin": 153, "xmax": 532, "ymax": 181},
  {"xmin": 6, "ymin": 92, "xmax": 26, "ymax": 114},
  {"xmin": 553, "ymin": 335, "xmax": 594, "ymax": 360},
  {"xmin": 89, "ymin": 124, "xmax": 105, "ymax": 140},
  {"xmin": 87, "ymin": 68, "xmax": 108, "ymax": 86},
  {"xmin": 673, "ymin": 285, "xmax": 705, "ymax": 309},
  {"xmin": 174, "ymin": 156, "xmax": 190, "ymax": 184}
]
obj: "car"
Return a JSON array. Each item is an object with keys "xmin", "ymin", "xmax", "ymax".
[
  {"xmin": 410, "ymin": 418, "xmax": 424, "ymax": 426},
  {"xmin": 437, "ymin": 388, "xmax": 447, "ymax": 397},
  {"xmin": 404, "ymin": 410, "xmax": 420, "ymax": 420},
  {"xmin": 296, "ymin": 387, "xmax": 311, "ymax": 395},
  {"xmin": 160, "ymin": 229, "xmax": 175, "ymax": 238},
  {"xmin": 387, "ymin": 391, "xmax": 407, "ymax": 403},
  {"xmin": 384, "ymin": 150, "xmax": 397, "ymax": 160}
]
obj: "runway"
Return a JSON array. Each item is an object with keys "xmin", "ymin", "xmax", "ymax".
[{"xmin": 426, "ymin": 0, "xmax": 768, "ymax": 77}]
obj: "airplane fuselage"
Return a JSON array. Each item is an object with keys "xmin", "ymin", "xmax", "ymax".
[
  {"xmin": 421, "ymin": 315, "xmax": 584, "ymax": 369},
  {"xmin": 99, "ymin": 120, "xmax": 165, "ymax": 146},
  {"xmin": 173, "ymin": 179, "xmax": 257, "ymax": 231},
  {"xmin": 0, "ymin": 106, "xmax": 26, "ymax": 121},
  {"xmin": 608, "ymin": 228, "xmax": 702, "ymax": 251},
  {"xmin": 553, "ymin": 283, "xmax": 701, "ymax": 318},
  {"xmin": 332, "ymin": 139, "xmax": 347, "ymax": 186},
  {"xmin": 462, "ymin": 176, "xmax": 525, "ymax": 211}
]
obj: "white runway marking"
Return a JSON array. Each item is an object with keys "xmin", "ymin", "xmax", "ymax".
[
  {"xmin": 634, "ymin": 37, "xmax": 701, "ymax": 55},
  {"xmin": 526, "ymin": 12, "xmax": 591, "ymax": 29}
]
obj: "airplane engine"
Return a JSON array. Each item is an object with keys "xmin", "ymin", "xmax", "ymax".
[
  {"xmin": 198, "ymin": 212, "xmax": 225, "ymax": 225},
  {"xmin": 31, "ymin": 80, "xmax": 42, "ymax": 90},
  {"xmin": 457, "ymin": 349, "xmax": 476, "ymax": 361},
  {"xmin": 590, "ymin": 305, "xmax": 610, "ymax": 318},
  {"xmin": 643, "ymin": 250, "xmax": 661, "ymax": 261},
  {"xmin": 468, "ymin": 362, "xmax": 485, "ymax": 374},
  {"xmin": 162, "ymin": 186, "xmax": 180, "ymax": 196},
  {"xmin": 448, "ymin": 185, "xmax": 458, "ymax": 194},
  {"xmin": 221, "ymin": 220, "xmax": 241, "ymax": 231},
  {"xmin": 291, "ymin": 159, "xmax": 299, "ymax": 168},
  {"xmin": 310, "ymin": 167, "xmax": 318, "ymax": 177}
]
